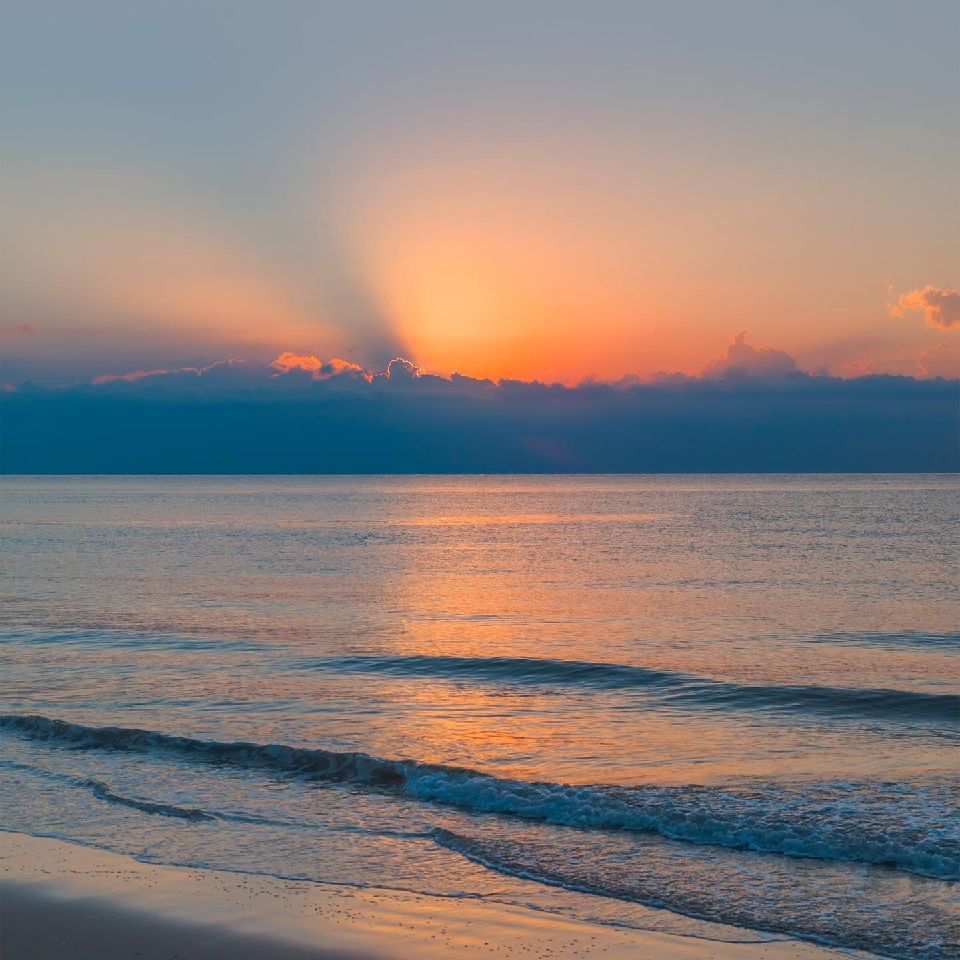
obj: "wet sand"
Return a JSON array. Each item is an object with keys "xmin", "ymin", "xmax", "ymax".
[{"xmin": 0, "ymin": 832, "xmax": 864, "ymax": 960}]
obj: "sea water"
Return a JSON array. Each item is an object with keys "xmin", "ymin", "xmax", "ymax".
[{"xmin": 1, "ymin": 475, "xmax": 957, "ymax": 959}]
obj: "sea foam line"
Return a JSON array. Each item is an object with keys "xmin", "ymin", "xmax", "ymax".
[{"xmin": 2, "ymin": 713, "xmax": 957, "ymax": 880}]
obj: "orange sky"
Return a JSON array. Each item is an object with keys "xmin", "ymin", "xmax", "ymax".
[{"xmin": 1, "ymin": 3, "xmax": 957, "ymax": 385}]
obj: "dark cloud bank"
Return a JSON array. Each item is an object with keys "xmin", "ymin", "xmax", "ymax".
[{"xmin": 2, "ymin": 354, "xmax": 957, "ymax": 473}]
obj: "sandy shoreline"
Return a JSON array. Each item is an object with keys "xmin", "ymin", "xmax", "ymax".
[{"xmin": 0, "ymin": 831, "xmax": 864, "ymax": 959}]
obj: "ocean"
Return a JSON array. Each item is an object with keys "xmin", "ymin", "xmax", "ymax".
[{"xmin": 1, "ymin": 475, "xmax": 957, "ymax": 959}]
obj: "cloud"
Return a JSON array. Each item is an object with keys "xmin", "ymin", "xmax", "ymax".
[
  {"xmin": 92, "ymin": 359, "xmax": 273, "ymax": 390},
  {"xmin": 4, "ymin": 367, "xmax": 956, "ymax": 473},
  {"xmin": 382, "ymin": 357, "xmax": 421, "ymax": 379},
  {"xmin": 92, "ymin": 368, "xmax": 191, "ymax": 385},
  {"xmin": 889, "ymin": 286, "xmax": 960, "ymax": 330},
  {"xmin": 92, "ymin": 352, "xmax": 383, "ymax": 388},
  {"xmin": 269, "ymin": 352, "xmax": 366, "ymax": 380},
  {"xmin": 917, "ymin": 343, "xmax": 960, "ymax": 380},
  {"xmin": 2, "ymin": 333, "xmax": 957, "ymax": 473},
  {"xmin": 35, "ymin": 331, "xmax": 960, "ymax": 397},
  {"xmin": 700, "ymin": 330, "xmax": 799, "ymax": 379}
]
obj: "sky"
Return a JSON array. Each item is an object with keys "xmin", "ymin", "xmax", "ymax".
[{"xmin": 1, "ymin": 0, "xmax": 958, "ymax": 389}]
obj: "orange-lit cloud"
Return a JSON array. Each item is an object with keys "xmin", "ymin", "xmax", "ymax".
[
  {"xmin": 889, "ymin": 286, "xmax": 960, "ymax": 330},
  {"xmin": 270, "ymin": 352, "xmax": 366, "ymax": 380},
  {"xmin": 92, "ymin": 368, "xmax": 187, "ymax": 385},
  {"xmin": 917, "ymin": 343, "xmax": 960, "ymax": 380},
  {"xmin": 260, "ymin": 352, "xmax": 423, "ymax": 381},
  {"xmin": 382, "ymin": 358, "xmax": 421, "ymax": 379},
  {"xmin": 91, "ymin": 352, "xmax": 430, "ymax": 388},
  {"xmin": 58, "ymin": 325, "xmax": 960, "ymax": 396},
  {"xmin": 92, "ymin": 359, "xmax": 250, "ymax": 386},
  {"xmin": 700, "ymin": 330, "xmax": 798, "ymax": 379}
]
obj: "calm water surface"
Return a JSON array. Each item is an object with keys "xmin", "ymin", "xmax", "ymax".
[{"xmin": 1, "ymin": 475, "xmax": 957, "ymax": 959}]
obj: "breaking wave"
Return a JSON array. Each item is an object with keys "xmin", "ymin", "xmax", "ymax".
[{"xmin": 3, "ymin": 713, "xmax": 957, "ymax": 880}]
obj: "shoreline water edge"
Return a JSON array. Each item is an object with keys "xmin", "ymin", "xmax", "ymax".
[{"xmin": 1, "ymin": 832, "xmax": 866, "ymax": 960}]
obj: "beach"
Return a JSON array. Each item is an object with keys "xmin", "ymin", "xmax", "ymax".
[{"xmin": 2, "ymin": 832, "xmax": 861, "ymax": 960}]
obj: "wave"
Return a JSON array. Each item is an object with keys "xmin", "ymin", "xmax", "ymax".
[
  {"xmin": 432, "ymin": 829, "xmax": 959, "ymax": 960},
  {"xmin": 805, "ymin": 631, "xmax": 960, "ymax": 649},
  {"xmin": 82, "ymin": 779, "xmax": 295, "ymax": 828},
  {"xmin": 312, "ymin": 654, "xmax": 960, "ymax": 725},
  {"xmin": 3, "ymin": 713, "xmax": 957, "ymax": 880},
  {"xmin": 0, "ymin": 629, "xmax": 266, "ymax": 652},
  {"xmin": 0, "ymin": 758, "xmax": 295, "ymax": 828},
  {"xmin": 85, "ymin": 780, "xmax": 214, "ymax": 821}
]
